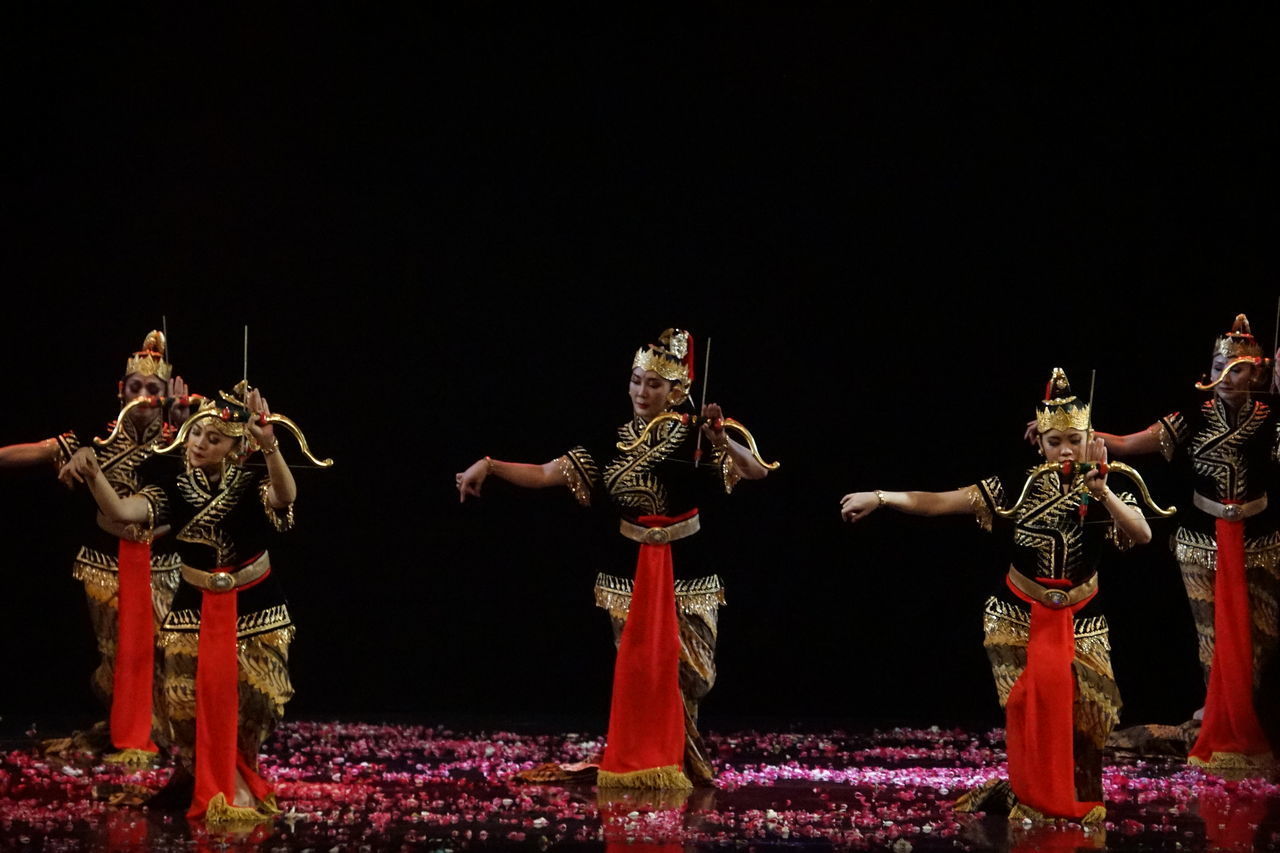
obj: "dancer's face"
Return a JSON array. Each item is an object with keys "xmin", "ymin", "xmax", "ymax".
[
  {"xmin": 1038, "ymin": 428, "xmax": 1087, "ymax": 462},
  {"xmin": 186, "ymin": 421, "xmax": 239, "ymax": 471},
  {"xmin": 121, "ymin": 372, "xmax": 166, "ymax": 426},
  {"xmin": 629, "ymin": 368, "xmax": 673, "ymax": 421},
  {"xmin": 1209, "ymin": 355, "xmax": 1259, "ymax": 406}
]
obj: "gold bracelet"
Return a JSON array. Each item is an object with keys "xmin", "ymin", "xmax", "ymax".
[
  {"xmin": 260, "ymin": 439, "xmax": 279, "ymax": 456},
  {"xmin": 485, "ymin": 456, "xmax": 495, "ymax": 475},
  {"xmin": 875, "ymin": 489, "xmax": 886, "ymax": 507}
]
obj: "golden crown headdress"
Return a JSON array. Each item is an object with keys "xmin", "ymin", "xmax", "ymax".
[
  {"xmin": 124, "ymin": 330, "xmax": 172, "ymax": 380},
  {"xmin": 1213, "ymin": 313, "xmax": 1264, "ymax": 363},
  {"xmin": 633, "ymin": 328, "xmax": 695, "ymax": 386},
  {"xmin": 1035, "ymin": 367, "xmax": 1090, "ymax": 433}
]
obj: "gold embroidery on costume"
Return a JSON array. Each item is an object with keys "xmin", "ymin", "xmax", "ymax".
[
  {"xmin": 1189, "ymin": 399, "xmax": 1269, "ymax": 501},
  {"xmin": 560, "ymin": 451, "xmax": 594, "ymax": 507},
  {"xmin": 594, "ymin": 573, "xmax": 726, "ymax": 621},
  {"xmin": 1009, "ymin": 473, "xmax": 1084, "ymax": 580},
  {"xmin": 95, "ymin": 418, "xmax": 174, "ymax": 496},
  {"xmin": 52, "ymin": 433, "xmax": 79, "ymax": 469},
  {"xmin": 981, "ymin": 597, "xmax": 1121, "ymax": 745},
  {"xmin": 177, "ymin": 466, "xmax": 256, "ymax": 566},
  {"xmin": 710, "ymin": 445, "xmax": 741, "ymax": 494},
  {"xmin": 258, "ymin": 479, "xmax": 295, "ymax": 532},
  {"xmin": 1104, "ymin": 491, "xmax": 1140, "ymax": 551},
  {"xmin": 1174, "ymin": 528, "xmax": 1280, "ymax": 572},
  {"xmin": 603, "ymin": 417, "xmax": 691, "ymax": 516},
  {"xmin": 968, "ymin": 482, "xmax": 996, "ymax": 533},
  {"xmin": 1156, "ymin": 413, "xmax": 1188, "ymax": 462},
  {"xmin": 72, "ymin": 547, "xmax": 181, "ymax": 607},
  {"xmin": 160, "ymin": 626, "xmax": 295, "ymax": 759},
  {"xmin": 161, "ymin": 603, "xmax": 293, "ymax": 638},
  {"xmin": 595, "ymin": 573, "xmax": 723, "ymax": 785},
  {"xmin": 1175, "ymin": 531, "xmax": 1280, "ymax": 685}
]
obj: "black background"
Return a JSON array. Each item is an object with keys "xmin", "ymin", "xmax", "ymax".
[{"xmin": 1, "ymin": 7, "xmax": 1277, "ymax": 734}]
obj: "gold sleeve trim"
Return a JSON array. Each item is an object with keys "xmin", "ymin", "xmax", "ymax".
[
  {"xmin": 562, "ymin": 448, "xmax": 597, "ymax": 507},
  {"xmin": 712, "ymin": 445, "xmax": 742, "ymax": 494},
  {"xmin": 138, "ymin": 483, "xmax": 170, "ymax": 527},
  {"xmin": 967, "ymin": 480, "xmax": 1000, "ymax": 532},
  {"xmin": 1104, "ymin": 490, "xmax": 1140, "ymax": 551},
  {"xmin": 1155, "ymin": 413, "xmax": 1186, "ymax": 462},
  {"xmin": 259, "ymin": 478, "xmax": 295, "ymax": 533},
  {"xmin": 52, "ymin": 432, "xmax": 79, "ymax": 470}
]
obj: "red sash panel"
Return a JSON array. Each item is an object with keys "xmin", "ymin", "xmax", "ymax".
[
  {"xmin": 599, "ymin": 511, "xmax": 694, "ymax": 783},
  {"xmin": 110, "ymin": 539, "xmax": 157, "ymax": 753},
  {"xmin": 1190, "ymin": 516, "xmax": 1270, "ymax": 763},
  {"xmin": 187, "ymin": 561, "xmax": 274, "ymax": 820},
  {"xmin": 1005, "ymin": 576, "xmax": 1101, "ymax": 820}
]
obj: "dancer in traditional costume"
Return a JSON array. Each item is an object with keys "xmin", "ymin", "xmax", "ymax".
[
  {"xmin": 0, "ymin": 331, "xmax": 191, "ymax": 765},
  {"xmin": 457, "ymin": 328, "xmax": 775, "ymax": 789},
  {"xmin": 71, "ymin": 382, "xmax": 329, "ymax": 822},
  {"xmin": 841, "ymin": 369, "xmax": 1158, "ymax": 822},
  {"xmin": 1097, "ymin": 314, "xmax": 1279, "ymax": 778}
]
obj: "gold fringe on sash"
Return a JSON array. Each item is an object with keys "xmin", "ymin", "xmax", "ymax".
[
  {"xmin": 103, "ymin": 748, "xmax": 159, "ymax": 768},
  {"xmin": 204, "ymin": 791, "xmax": 281, "ymax": 824},
  {"xmin": 1008, "ymin": 802, "xmax": 1107, "ymax": 825},
  {"xmin": 597, "ymin": 764, "xmax": 693, "ymax": 790},
  {"xmin": 1189, "ymin": 751, "xmax": 1276, "ymax": 780}
]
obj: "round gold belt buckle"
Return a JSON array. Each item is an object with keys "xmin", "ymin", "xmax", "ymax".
[
  {"xmin": 1044, "ymin": 589, "xmax": 1069, "ymax": 607},
  {"xmin": 645, "ymin": 527, "xmax": 670, "ymax": 545},
  {"xmin": 209, "ymin": 571, "xmax": 236, "ymax": 592}
]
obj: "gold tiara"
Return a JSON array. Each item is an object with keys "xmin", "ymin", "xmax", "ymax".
[
  {"xmin": 1213, "ymin": 313, "xmax": 1264, "ymax": 362},
  {"xmin": 124, "ymin": 330, "xmax": 172, "ymax": 380},
  {"xmin": 1035, "ymin": 367, "xmax": 1090, "ymax": 433},
  {"xmin": 632, "ymin": 328, "xmax": 692, "ymax": 384}
]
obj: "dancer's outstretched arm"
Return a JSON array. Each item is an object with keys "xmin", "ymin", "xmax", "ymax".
[
  {"xmin": 840, "ymin": 488, "xmax": 974, "ymax": 523},
  {"xmin": 456, "ymin": 456, "xmax": 568, "ymax": 502}
]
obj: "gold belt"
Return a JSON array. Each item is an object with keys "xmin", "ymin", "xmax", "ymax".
[
  {"xmin": 180, "ymin": 551, "xmax": 271, "ymax": 593},
  {"xmin": 1006, "ymin": 566, "xmax": 1097, "ymax": 609},
  {"xmin": 619, "ymin": 514, "xmax": 701, "ymax": 545},
  {"xmin": 1193, "ymin": 492, "xmax": 1267, "ymax": 522}
]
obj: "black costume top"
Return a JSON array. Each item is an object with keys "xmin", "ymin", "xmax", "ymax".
[
  {"xmin": 139, "ymin": 465, "xmax": 294, "ymax": 638},
  {"xmin": 969, "ymin": 470, "xmax": 1139, "ymax": 587},
  {"xmin": 55, "ymin": 416, "xmax": 180, "ymax": 561},
  {"xmin": 562, "ymin": 416, "xmax": 739, "ymax": 579},
  {"xmin": 1156, "ymin": 397, "xmax": 1280, "ymax": 550}
]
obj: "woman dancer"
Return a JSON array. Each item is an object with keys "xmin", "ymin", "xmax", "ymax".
[
  {"xmin": 456, "ymin": 328, "xmax": 774, "ymax": 788},
  {"xmin": 72, "ymin": 384, "xmax": 299, "ymax": 822},
  {"xmin": 0, "ymin": 331, "xmax": 190, "ymax": 764},
  {"xmin": 1097, "ymin": 313, "xmax": 1278, "ymax": 778},
  {"xmin": 841, "ymin": 369, "xmax": 1154, "ymax": 822}
]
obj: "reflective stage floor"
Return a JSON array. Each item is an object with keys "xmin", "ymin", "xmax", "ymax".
[{"xmin": 1, "ymin": 722, "xmax": 1277, "ymax": 851}]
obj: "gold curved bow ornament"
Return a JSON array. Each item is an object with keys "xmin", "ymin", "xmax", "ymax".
[
  {"xmin": 995, "ymin": 460, "xmax": 1175, "ymax": 519},
  {"xmin": 153, "ymin": 408, "xmax": 335, "ymax": 468},
  {"xmin": 1194, "ymin": 356, "xmax": 1272, "ymax": 390},
  {"xmin": 93, "ymin": 395, "xmax": 208, "ymax": 447},
  {"xmin": 616, "ymin": 412, "xmax": 780, "ymax": 470}
]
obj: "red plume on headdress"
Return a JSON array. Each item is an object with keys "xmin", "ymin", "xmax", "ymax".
[{"xmin": 684, "ymin": 332, "xmax": 696, "ymax": 387}]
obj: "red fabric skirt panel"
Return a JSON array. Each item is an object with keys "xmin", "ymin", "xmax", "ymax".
[
  {"xmin": 110, "ymin": 539, "xmax": 158, "ymax": 753},
  {"xmin": 1004, "ymin": 575, "xmax": 1102, "ymax": 819}
]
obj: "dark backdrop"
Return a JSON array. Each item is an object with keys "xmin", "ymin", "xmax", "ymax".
[{"xmin": 2, "ymin": 7, "xmax": 1277, "ymax": 734}]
